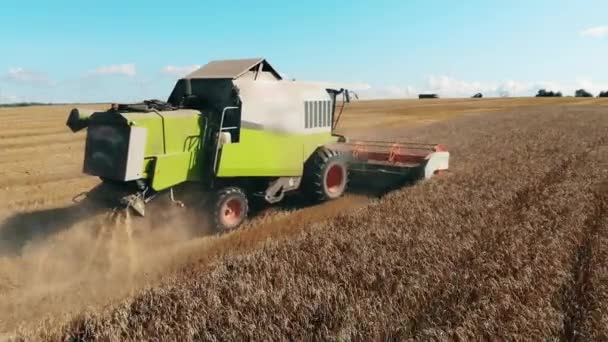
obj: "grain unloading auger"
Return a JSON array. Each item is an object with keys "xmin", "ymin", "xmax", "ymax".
[{"xmin": 66, "ymin": 58, "xmax": 449, "ymax": 232}]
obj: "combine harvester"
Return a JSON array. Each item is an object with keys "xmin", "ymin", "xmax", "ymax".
[{"xmin": 67, "ymin": 58, "xmax": 449, "ymax": 231}]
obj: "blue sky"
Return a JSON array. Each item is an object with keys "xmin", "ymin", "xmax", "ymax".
[{"xmin": 0, "ymin": 0, "xmax": 607, "ymax": 103}]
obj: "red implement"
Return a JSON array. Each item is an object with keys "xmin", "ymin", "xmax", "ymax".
[{"xmin": 328, "ymin": 139, "xmax": 450, "ymax": 179}]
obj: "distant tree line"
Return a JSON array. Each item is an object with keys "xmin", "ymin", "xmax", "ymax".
[
  {"xmin": 575, "ymin": 89, "xmax": 593, "ymax": 97},
  {"xmin": 0, "ymin": 102, "xmax": 52, "ymax": 108},
  {"xmin": 535, "ymin": 89, "xmax": 608, "ymax": 98},
  {"xmin": 576, "ymin": 89, "xmax": 608, "ymax": 98},
  {"xmin": 536, "ymin": 89, "xmax": 563, "ymax": 97}
]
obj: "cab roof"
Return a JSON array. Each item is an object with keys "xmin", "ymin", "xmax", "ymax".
[{"xmin": 184, "ymin": 58, "xmax": 282, "ymax": 80}]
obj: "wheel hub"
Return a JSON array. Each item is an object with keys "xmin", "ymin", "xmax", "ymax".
[
  {"xmin": 220, "ymin": 198, "xmax": 243, "ymax": 227},
  {"xmin": 326, "ymin": 164, "xmax": 345, "ymax": 195}
]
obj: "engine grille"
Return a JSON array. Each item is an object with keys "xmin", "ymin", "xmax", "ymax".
[{"xmin": 83, "ymin": 125, "xmax": 130, "ymax": 180}]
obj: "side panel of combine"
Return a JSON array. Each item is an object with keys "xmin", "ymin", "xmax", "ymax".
[
  {"xmin": 149, "ymin": 112, "xmax": 206, "ymax": 191},
  {"xmin": 216, "ymin": 80, "xmax": 338, "ymax": 177},
  {"xmin": 218, "ymin": 130, "xmax": 336, "ymax": 177},
  {"xmin": 118, "ymin": 110, "xmax": 205, "ymax": 191},
  {"xmin": 151, "ymin": 153, "xmax": 198, "ymax": 190}
]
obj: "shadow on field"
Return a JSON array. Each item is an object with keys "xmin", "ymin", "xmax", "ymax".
[
  {"xmin": 0, "ymin": 173, "xmax": 421, "ymax": 256},
  {"xmin": 349, "ymin": 172, "xmax": 420, "ymax": 197},
  {"xmin": 0, "ymin": 201, "xmax": 105, "ymax": 257},
  {"xmin": 0, "ymin": 182, "xmax": 125, "ymax": 256},
  {"xmin": 249, "ymin": 172, "xmax": 420, "ymax": 215}
]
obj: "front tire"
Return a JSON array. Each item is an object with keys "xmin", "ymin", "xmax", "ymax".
[
  {"xmin": 212, "ymin": 187, "xmax": 249, "ymax": 233},
  {"xmin": 302, "ymin": 147, "xmax": 349, "ymax": 202}
]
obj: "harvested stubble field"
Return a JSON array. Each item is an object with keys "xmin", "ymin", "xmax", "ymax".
[{"xmin": 0, "ymin": 97, "xmax": 607, "ymax": 341}]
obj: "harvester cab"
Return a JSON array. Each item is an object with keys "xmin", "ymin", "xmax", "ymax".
[{"xmin": 66, "ymin": 58, "xmax": 449, "ymax": 232}]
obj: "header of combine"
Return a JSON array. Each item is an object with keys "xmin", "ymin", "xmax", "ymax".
[{"xmin": 66, "ymin": 58, "xmax": 449, "ymax": 232}]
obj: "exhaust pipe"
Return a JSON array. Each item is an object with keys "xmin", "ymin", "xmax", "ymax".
[{"xmin": 66, "ymin": 107, "xmax": 96, "ymax": 133}]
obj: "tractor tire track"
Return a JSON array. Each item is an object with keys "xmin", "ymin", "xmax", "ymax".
[
  {"xmin": 0, "ymin": 134, "xmax": 78, "ymax": 150},
  {"xmin": 0, "ymin": 141, "xmax": 82, "ymax": 161},
  {"xmin": 0, "ymin": 127, "xmax": 69, "ymax": 139},
  {"xmin": 561, "ymin": 180, "xmax": 608, "ymax": 341},
  {"xmin": 0, "ymin": 168, "xmax": 84, "ymax": 189},
  {"xmin": 440, "ymin": 136, "xmax": 608, "ymax": 339},
  {"xmin": 407, "ymin": 135, "xmax": 607, "ymax": 339}
]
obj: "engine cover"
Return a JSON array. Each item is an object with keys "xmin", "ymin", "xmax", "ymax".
[{"xmin": 83, "ymin": 125, "xmax": 147, "ymax": 181}]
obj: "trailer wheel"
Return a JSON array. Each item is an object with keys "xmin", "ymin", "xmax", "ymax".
[
  {"xmin": 303, "ymin": 148, "xmax": 349, "ymax": 202},
  {"xmin": 212, "ymin": 187, "xmax": 248, "ymax": 232}
]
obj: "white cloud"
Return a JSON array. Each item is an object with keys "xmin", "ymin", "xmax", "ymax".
[
  {"xmin": 424, "ymin": 75, "xmax": 491, "ymax": 98},
  {"xmin": 496, "ymin": 80, "xmax": 567, "ymax": 97},
  {"xmin": 3, "ymin": 67, "xmax": 52, "ymax": 86},
  {"xmin": 1, "ymin": 64, "xmax": 605, "ymax": 103},
  {"xmin": 160, "ymin": 65, "xmax": 200, "ymax": 78},
  {"xmin": 88, "ymin": 64, "xmax": 137, "ymax": 77},
  {"xmin": 349, "ymin": 76, "xmax": 495, "ymax": 99},
  {"xmin": 0, "ymin": 93, "xmax": 20, "ymax": 104},
  {"xmin": 496, "ymin": 80, "xmax": 530, "ymax": 97},
  {"xmin": 346, "ymin": 77, "xmax": 510, "ymax": 99},
  {"xmin": 417, "ymin": 77, "xmax": 601, "ymax": 98},
  {"xmin": 303, "ymin": 81, "xmax": 416, "ymax": 100},
  {"xmin": 581, "ymin": 26, "xmax": 608, "ymax": 38},
  {"xmin": 331, "ymin": 76, "xmax": 608, "ymax": 100},
  {"xmin": 575, "ymin": 77, "xmax": 608, "ymax": 95},
  {"xmin": 355, "ymin": 84, "xmax": 417, "ymax": 99}
]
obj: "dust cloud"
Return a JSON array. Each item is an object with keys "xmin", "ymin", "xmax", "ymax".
[
  {"xmin": 0, "ymin": 198, "xmax": 208, "ymax": 334},
  {"xmin": 0, "ymin": 188, "xmax": 371, "ymax": 336}
]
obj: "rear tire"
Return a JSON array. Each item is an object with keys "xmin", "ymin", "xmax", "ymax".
[
  {"xmin": 212, "ymin": 187, "xmax": 249, "ymax": 233},
  {"xmin": 302, "ymin": 147, "xmax": 349, "ymax": 202}
]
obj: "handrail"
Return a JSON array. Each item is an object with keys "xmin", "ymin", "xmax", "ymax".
[
  {"xmin": 213, "ymin": 106, "xmax": 239, "ymax": 174},
  {"xmin": 152, "ymin": 110, "xmax": 167, "ymax": 154}
]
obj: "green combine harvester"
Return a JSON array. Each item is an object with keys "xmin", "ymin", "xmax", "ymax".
[{"xmin": 67, "ymin": 58, "xmax": 450, "ymax": 231}]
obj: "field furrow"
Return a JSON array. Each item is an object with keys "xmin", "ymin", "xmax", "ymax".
[
  {"xmin": 408, "ymin": 132, "xmax": 607, "ymax": 339},
  {"xmin": 566, "ymin": 180, "xmax": 608, "ymax": 341},
  {"xmin": 0, "ymin": 166, "xmax": 83, "ymax": 189},
  {"xmin": 0, "ymin": 141, "xmax": 83, "ymax": 163},
  {"xmin": 0, "ymin": 134, "xmax": 79, "ymax": 150},
  {"xmin": 0, "ymin": 127, "xmax": 69, "ymax": 139}
]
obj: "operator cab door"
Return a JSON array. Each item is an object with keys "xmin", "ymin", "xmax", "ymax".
[
  {"xmin": 221, "ymin": 107, "xmax": 241, "ymax": 143},
  {"xmin": 213, "ymin": 106, "xmax": 241, "ymax": 175}
]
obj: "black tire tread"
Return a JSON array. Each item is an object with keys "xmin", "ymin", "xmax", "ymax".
[{"xmin": 302, "ymin": 147, "xmax": 349, "ymax": 202}]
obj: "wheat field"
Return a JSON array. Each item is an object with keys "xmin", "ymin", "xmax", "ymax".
[{"xmin": 0, "ymin": 97, "xmax": 606, "ymax": 340}]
